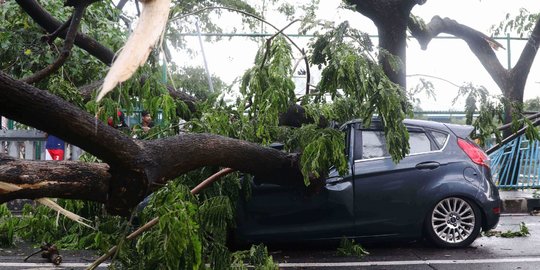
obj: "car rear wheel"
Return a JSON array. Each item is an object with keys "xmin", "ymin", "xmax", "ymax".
[{"xmin": 425, "ymin": 197, "xmax": 481, "ymax": 248}]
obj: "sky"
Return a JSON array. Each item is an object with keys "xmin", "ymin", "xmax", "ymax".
[{"xmin": 176, "ymin": 0, "xmax": 540, "ymax": 111}]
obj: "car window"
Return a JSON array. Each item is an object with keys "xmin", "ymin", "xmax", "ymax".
[
  {"xmin": 409, "ymin": 132, "xmax": 431, "ymax": 154},
  {"xmin": 430, "ymin": 131, "xmax": 448, "ymax": 148},
  {"xmin": 361, "ymin": 131, "xmax": 389, "ymax": 159},
  {"xmin": 358, "ymin": 130, "xmax": 435, "ymax": 160}
]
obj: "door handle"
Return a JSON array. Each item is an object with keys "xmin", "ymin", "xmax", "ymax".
[
  {"xmin": 415, "ymin": 161, "xmax": 440, "ymax": 170},
  {"xmin": 326, "ymin": 177, "xmax": 344, "ymax": 185}
]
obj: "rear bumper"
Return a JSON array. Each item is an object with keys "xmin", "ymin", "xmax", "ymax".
[
  {"xmin": 479, "ymin": 183, "xmax": 501, "ymax": 230},
  {"xmin": 482, "ymin": 199, "xmax": 501, "ymax": 230}
]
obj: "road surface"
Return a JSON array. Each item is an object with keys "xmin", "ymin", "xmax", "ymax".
[{"xmin": 0, "ymin": 214, "xmax": 539, "ymax": 269}]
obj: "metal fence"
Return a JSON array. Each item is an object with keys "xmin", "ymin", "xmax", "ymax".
[{"xmin": 489, "ymin": 135, "xmax": 540, "ymax": 189}]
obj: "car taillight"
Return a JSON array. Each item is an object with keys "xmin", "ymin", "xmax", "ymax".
[{"xmin": 457, "ymin": 138, "xmax": 489, "ymax": 167}]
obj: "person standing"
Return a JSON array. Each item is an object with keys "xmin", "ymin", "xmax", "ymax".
[
  {"xmin": 140, "ymin": 110, "xmax": 154, "ymax": 133},
  {"xmin": 45, "ymin": 134, "xmax": 65, "ymax": 160},
  {"xmin": 108, "ymin": 110, "xmax": 129, "ymax": 129}
]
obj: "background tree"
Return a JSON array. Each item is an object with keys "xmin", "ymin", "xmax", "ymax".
[
  {"xmin": 346, "ymin": 0, "xmax": 540, "ymax": 139},
  {"xmin": 525, "ymin": 97, "xmax": 540, "ymax": 112}
]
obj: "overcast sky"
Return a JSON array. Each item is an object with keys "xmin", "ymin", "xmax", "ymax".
[{"xmin": 177, "ymin": 0, "xmax": 540, "ymax": 111}]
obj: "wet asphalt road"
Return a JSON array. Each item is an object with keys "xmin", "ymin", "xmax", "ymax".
[
  {"xmin": 271, "ymin": 214, "xmax": 540, "ymax": 269},
  {"xmin": 0, "ymin": 214, "xmax": 539, "ymax": 269}
]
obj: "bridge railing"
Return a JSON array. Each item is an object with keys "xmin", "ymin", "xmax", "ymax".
[
  {"xmin": 489, "ymin": 135, "xmax": 540, "ymax": 188},
  {"xmin": 486, "ymin": 113, "xmax": 540, "ymax": 189}
]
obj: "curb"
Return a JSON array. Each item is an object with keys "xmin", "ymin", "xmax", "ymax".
[{"xmin": 501, "ymin": 197, "xmax": 540, "ymax": 213}]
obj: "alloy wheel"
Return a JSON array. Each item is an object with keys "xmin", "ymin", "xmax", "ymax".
[{"xmin": 431, "ymin": 197, "xmax": 476, "ymax": 244}]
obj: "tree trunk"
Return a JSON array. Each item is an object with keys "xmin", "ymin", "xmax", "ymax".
[
  {"xmin": 377, "ymin": 18, "xmax": 408, "ymax": 87},
  {"xmin": 345, "ymin": 0, "xmax": 422, "ymax": 88}
]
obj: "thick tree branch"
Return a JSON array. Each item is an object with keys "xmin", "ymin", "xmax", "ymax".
[
  {"xmin": 408, "ymin": 15, "xmax": 509, "ymax": 90},
  {"xmin": 0, "ymin": 71, "xmax": 147, "ymax": 170},
  {"xmin": 0, "ymin": 154, "xmax": 110, "ymax": 203},
  {"xmin": 145, "ymin": 133, "xmax": 302, "ymax": 187},
  {"xmin": 22, "ymin": 3, "xmax": 89, "ymax": 84},
  {"xmin": 15, "ymin": 0, "xmax": 115, "ymax": 65}
]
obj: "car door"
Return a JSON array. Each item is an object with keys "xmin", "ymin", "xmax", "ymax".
[
  {"xmin": 235, "ymin": 174, "xmax": 355, "ymax": 242},
  {"xmin": 235, "ymin": 130, "xmax": 356, "ymax": 242},
  {"xmin": 352, "ymin": 126, "xmax": 448, "ymax": 237}
]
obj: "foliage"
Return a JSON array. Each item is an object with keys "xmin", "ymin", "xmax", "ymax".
[
  {"xmin": 408, "ymin": 15, "xmax": 427, "ymax": 32},
  {"xmin": 0, "ymin": 204, "xmax": 18, "ymax": 247},
  {"xmin": 167, "ymin": 0, "xmax": 259, "ymax": 51},
  {"xmin": 136, "ymin": 184, "xmax": 203, "ymax": 269},
  {"xmin": 452, "ymin": 83, "xmax": 540, "ymax": 146},
  {"xmin": 524, "ymin": 97, "xmax": 540, "ymax": 112},
  {"xmin": 491, "ymin": 8, "xmax": 540, "ymax": 37},
  {"xmin": 483, "ymin": 222, "xmax": 530, "ymax": 238},
  {"xmin": 336, "ymin": 238, "xmax": 369, "ymax": 258},
  {"xmin": 452, "ymin": 84, "xmax": 502, "ymax": 146},
  {"xmin": 109, "ymin": 180, "xmax": 236, "ymax": 269},
  {"xmin": 14, "ymin": 201, "xmax": 127, "ymax": 252},
  {"xmin": 308, "ymin": 21, "xmax": 411, "ymax": 162},
  {"xmin": 106, "ymin": 177, "xmax": 274, "ymax": 270},
  {"xmin": 240, "ymin": 35, "xmax": 296, "ymax": 143},
  {"xmin": 407, "ymin": 78, "xmax": 436, "ymax": 111},
  {"xmin": 230, "ymin": 244, "xmax": 279, "ymax": 270},
  {"xmin": 0, "ymin": 0, "xmax": 123, "ymax": 106},
  {"xmin": 17, "ymin": 204, "xmax": 63, "ymax": 244},
  {"xmin": 286, "ymin": 124, "xmax": 348, "ymax": 185}
]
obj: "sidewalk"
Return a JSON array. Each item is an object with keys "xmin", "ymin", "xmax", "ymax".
[{"xmin": 500, "ymin": 189, "xmax": 540, "ymax": 213}]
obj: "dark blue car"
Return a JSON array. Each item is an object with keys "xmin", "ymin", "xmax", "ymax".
[{"xmin": 235, "ymin": 119, "xmax": 501, "ymax": 248}]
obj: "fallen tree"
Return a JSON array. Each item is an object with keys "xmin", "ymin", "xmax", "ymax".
[
  {"xmin": 1, "ymin": 0, "xmax": 415, "ymax": 218},
  {"xmin": 0, "ymin": 70, "xmax": 305, "ymax": 215}
]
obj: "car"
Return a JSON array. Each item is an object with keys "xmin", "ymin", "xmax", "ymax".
[{"xmin": 233, "ymin": 118, "xmax": 501, "ymax": 248}]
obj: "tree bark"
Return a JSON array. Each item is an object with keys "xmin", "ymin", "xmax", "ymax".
[
  {"xmin": 0, "ymin": 154, "xmax": 110, "ymax": 203},
  {"xmin": 145, "ymin": 134, "xmax": 301, "ymax": 186}
]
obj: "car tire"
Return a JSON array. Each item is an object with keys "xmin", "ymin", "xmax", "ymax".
[{"xmin": 424, "ymin": 197, "xmax": 482, "ymax": 248}]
